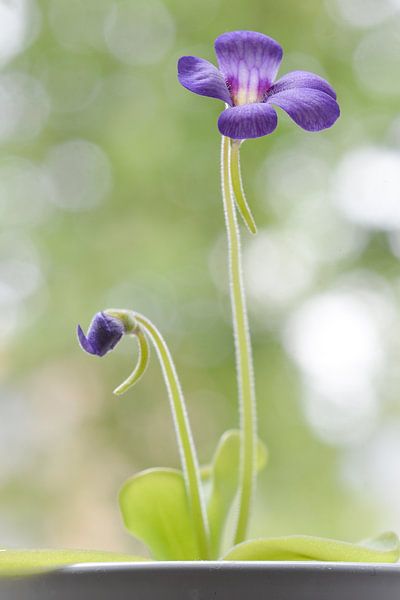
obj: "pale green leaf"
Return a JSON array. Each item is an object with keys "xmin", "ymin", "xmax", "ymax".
[
  {"xmin": 207, "ymin": 430, "xmax": 268, "ymax": 558},
  {"xmin": 119, "ymin": 467, "xmax": 199, "ymax": 561},
  {"xmin": 0, "ymin": 549, "xmax": 147, "ymax": 577},
  {"xmin": 223, "ymin": 532, "xmax": 400, "ymax": 562}
]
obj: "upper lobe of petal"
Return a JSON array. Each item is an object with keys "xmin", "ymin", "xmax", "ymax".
[
  {"xmin": 178, "ymin": 56, "xmax": 232, "ymax": 105},
  {"xmin": 267, "ymin": 88, "xmax": 340, "ymax": 131},
  {"xmin": 218, "ymin": 103, "xmax": 278, "ymax": 140},
  {"xmin": 215, "ymin": 31, "xmax": 283, "ymax": 105},
  {"xmin": 269, "ymin": 70, "xmax": 337, "ymax": 99}
]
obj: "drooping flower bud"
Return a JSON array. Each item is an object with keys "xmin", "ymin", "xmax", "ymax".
[{"xmin": 77, "ymin": 312, "xmax": 125, "ymax": 357}]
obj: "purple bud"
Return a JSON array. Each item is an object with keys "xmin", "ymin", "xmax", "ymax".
[{"xmin": 77, "ymin": 312, "xmax": 125, "ymax": 357}]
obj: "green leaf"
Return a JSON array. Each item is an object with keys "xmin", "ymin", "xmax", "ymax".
[
  {"xmin": 206, "ymin": 430, "xmax": 268, "ymax": 559},
  {"xmin": 223, "ymin": 532, "xmax": 400, "ymax": 562},
  {"xmin": 0, "ymin": 549, "xmax": 147, "ymax": 577},
  {"xmin": 119, "ymin": 467, "xmax": 199, "ymax": 561}
]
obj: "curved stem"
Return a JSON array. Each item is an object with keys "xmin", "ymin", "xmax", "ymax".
[
  {"xmin": 134, "ymin": 313, "xmax": 210, "ymax": 560},
  {"xmin": 221, "ymin": 135, "xmax": 257, "ymax": 545},
  {"xmin": 113, "ymin": 328, "xmax": 150, "ymax": 396},
  {"xmin": 230, "ymin": 140, "xmax": 257, "ymax": 235}
]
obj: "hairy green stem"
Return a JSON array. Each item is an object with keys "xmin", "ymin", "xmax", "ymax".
[
  {"xmin": 230, "ymin": 140, "xmax": 257, "ymax": 235},
  {"xmin": 221, "ymin": 135, "xmax": 257, "ymax": 545},
  {"xmin": 134, "ymin": 313, "xmax": 210, "ymax": 560}
]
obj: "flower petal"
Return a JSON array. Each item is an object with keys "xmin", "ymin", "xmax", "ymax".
[
  {"xmin": 218, "ymin": 103, "xmax": 278, "ymax": 140},
  {"xmin": 215, "ymin": 31, "xmax": 283, "ymax": 105},
  {"xmin": 269, "ymin": 70, "xmax": 337, "ymax": 99},
  {"xmin": 77, "ymin": 325, "xmax": 96, "ymax": 355},
  {"xmin": 177, "ymin": 56, "xmax": 232, "ymax": 105},
  {"xmin": 267, "ymin": 88, "xmax": 340, "ymax": 131},
  {"xmin": 77, "ymin": 312, "xmax": 125, "ymax": 357}
]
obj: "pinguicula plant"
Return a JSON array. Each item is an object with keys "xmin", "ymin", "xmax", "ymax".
[{"xmin": 1, "ymin": 30, "xmax": 399, "ymax": 575}]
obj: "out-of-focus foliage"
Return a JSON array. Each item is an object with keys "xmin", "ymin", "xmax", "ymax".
[
  {"xmin": 1, "ymin": 0, "xmax": 400, "ymax": 556},
  {"xmin": 120, "ymin": 468, "xmax": 198, "ymax": 560},
  {"xmin": 0, "ymin": 549, "xmax": 146, "ymax": 576}
]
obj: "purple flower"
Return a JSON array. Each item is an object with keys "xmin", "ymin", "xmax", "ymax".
[
  {"xmin": 178, "ymin": 31, "xmax": 340, "ymax": 139},
  {"xmin": 77, "ymin": 312, "xmax": 125, "ymax": 357}
]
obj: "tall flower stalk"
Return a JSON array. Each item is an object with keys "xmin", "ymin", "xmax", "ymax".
[
  {"xmin": 78, "ymin": 310, "xmax": 210, "ymax": 559},
  {"xmin": 178, "ymin": 30, "xmax": 340, "ymax": 544},
  {"xmin": 133, "ymin": 313, "xmax": 210, "ymax": 559},
  {"xmin": 221, "ymin": 136, "xmax": 256, "ymax": 543}
]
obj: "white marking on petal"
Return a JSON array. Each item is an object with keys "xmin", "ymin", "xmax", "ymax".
[
  {"xmin": 236, "ymin": 59, "xmax": 250, "ymax": 105},
  {"xmin": 247, "ymin": 67, "xmax": 260, "ymax": 103}
]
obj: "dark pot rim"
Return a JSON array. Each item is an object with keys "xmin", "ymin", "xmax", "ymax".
[
  {"xmin": 51, "ymin": 559, "xmax": 400, "ymax": 573},
  {"xmin": 2, "ymin": 561, "xmax": 400, "ymax": 600}
]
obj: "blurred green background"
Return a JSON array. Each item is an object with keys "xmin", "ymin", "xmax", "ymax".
[{"xmin": 1, "ymin": 0, "xmax": 400, "ymax": 556}]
